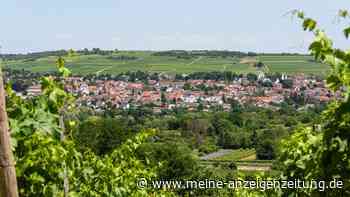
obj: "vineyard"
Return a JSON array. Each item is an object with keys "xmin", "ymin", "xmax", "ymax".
[{"xmin": 4, "ymin": 52, "xmax": 328, "ymax": 75}]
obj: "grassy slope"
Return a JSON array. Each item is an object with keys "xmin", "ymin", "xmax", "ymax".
[
  {"xmin": 212, "ymin": 149, "xmax": 256, "ymax": 161},
  {"xmin": 5, "ymin": 51, "xmax": 329, "ymax": 75},
  {"xmin": 200, "ymin": 149, "xmax": 276, "ymax": 173},
  {"xmin": 259, "ymin": 55, "xmax": 327, "ymax": 74}
]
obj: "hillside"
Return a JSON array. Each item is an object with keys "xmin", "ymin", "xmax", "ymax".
[{"xmin": 4, "ymin": 51, "xmax": 328, "ymax": 75}]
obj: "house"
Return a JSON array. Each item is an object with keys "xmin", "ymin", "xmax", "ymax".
[{"xmin": 26, "ymin": 85, "xmax": 42, "ymax": 96}]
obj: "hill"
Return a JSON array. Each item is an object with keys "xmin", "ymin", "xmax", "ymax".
[{"xmin": 4, "ymin": 51, "xmax": 328, "ymax": 75}]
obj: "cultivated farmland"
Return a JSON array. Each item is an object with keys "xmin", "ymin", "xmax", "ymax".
[{"xmin": 4, "ymin": 51, "xmax": 328, "ymax": 75}]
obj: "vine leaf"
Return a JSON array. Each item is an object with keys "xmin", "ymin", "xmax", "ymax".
[
  {"xmin": 303, "ymin": 18, "xmax": 317, "ymax": 31},
  {"xmin": 343, "ymin": 27, "xmax": 350, "ymax": 39}
]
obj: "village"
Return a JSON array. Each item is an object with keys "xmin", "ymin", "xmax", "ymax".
[{"xmin": 23, "ymin": 72, "xmax": 340, "ymax": 112}]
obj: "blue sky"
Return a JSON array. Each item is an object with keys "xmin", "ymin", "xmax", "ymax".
[{"xmin": 1, "ymin": 0, "xmax": 349, "ymax": 53}]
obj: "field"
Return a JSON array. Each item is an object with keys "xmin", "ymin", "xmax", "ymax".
[
  {"xmin": 211, "ymin": 149, "xmax": 256, "ymax": 161},
  {"xmin": 4, "ymin": 51, "xmax": 329, "ymax": 75},
  {"xmin": 200, "ymin": 149, "xmax": 275, "ymax": 172}
]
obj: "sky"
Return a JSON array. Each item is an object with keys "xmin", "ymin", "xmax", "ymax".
[{"xmin": 1, "ymin": 0, "xmax": 350, "ymax": 54}]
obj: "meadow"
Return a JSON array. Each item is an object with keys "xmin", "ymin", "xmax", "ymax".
[
  {"xmin": 209, "ymin": 149, "xmax": 256, "ymax": 161},
  {"xmin": 4, "ymin": 51, "xmax": 328, "ymax": 75},
  {"xmin": 200, "ymin": 149, "xmax": 275, "ymax": 173}
]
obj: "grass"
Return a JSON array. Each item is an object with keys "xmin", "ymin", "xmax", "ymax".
[
  {"xmin": 238, "ymin": 170, "xmax": 281, "ymax": 177},
  {"xmin": 200, "ymin": 149, "xmax": 276, "ymax": 172},
  {"xmin": 212, "ymin": 149, "xmax": 256, "ymax": 161},
  {"xmin": 4, "ymin": 51, "xmax": 329, "ymax": 75},
  {"xmin": 259, "ymin": 55, "xmax": 327, "ymax": 74}
]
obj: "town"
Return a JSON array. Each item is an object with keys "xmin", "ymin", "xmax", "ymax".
[{"xmin": 20, "ymin": 71, "xmax": 339, "ymax": 112}]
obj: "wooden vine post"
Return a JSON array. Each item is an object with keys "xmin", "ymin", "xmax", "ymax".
[
  {"xmin": 59, "ymin": 112, "xmax": 69, "ymax": 197},
  {"xmin": 0, "ymin": 66, "xmax": 19, "ymax": 197}
]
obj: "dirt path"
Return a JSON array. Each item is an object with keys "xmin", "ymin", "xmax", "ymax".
[
  {"xmin": 240, "ymin": 154, "xmax": 256, "ymax": 161},
  {"xmin": 187, "ymin": 56, "xmax": 203, "ymax": 66},
  {"xmin": 96, "ymin": 66, "xmax": 112, "ymax": 74}
]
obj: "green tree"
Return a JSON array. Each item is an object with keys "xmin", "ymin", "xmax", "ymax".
[
  {"xmin": 281, "ymin": 79, "xmax": 293, "ymax": 89},
  {"xmin": 256, "ymin": 125, "xmax": 287, "ymax": 160},
  {"xmin": 161, "ymin": 91, "xmax": 167, "ymax": 104},
  {"xmin": 137, "ymin": 141, "xmax": 198, "ymax": 180},
  {"xmin": 74, "ymin": 116, "xmax": 133, "ymax": 155},
  {"xmin": 246, "ymin": 73, "xmax": 258, "ymax": 82},
  {"xmin": 181, "ymin": 115, "xmax": 211, "ymax": 146},
  {"xmin": 183, "ymin": 82, "xmax": 191, "ymax": 90}
]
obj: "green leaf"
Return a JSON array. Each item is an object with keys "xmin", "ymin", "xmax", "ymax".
[
  {"xmin": 326, "ymin": 74, "xmax": 342, "ymax": 91},
  {"xmin": 343, "ymin": 66, "xmax": 350, "ymax": 85},
  {"xmin": 339, "ymin": 9, "xmax": 349, "ymax": 18},
  {"xmin": 295, "ymin": 160, "xmax": 306, "ymax": 169},
  {"xmin": 297, "ymin": 11, "xmax": 304, "ymax": 19},
  {"xmin": 303, "ymin": 18, "xmax": 317, "ymax": 31},
  {"xmin": 343, "ymin": 27, "xmax": 350, "ymax": 39},
  {"xmin": 10, "ymin": 137, "xmax": 17, "ymax": 151},
  {"xmin": 56, "ymin": 56, "xmax": 65, "ymax": 69},
  {"xmin": 59, "ymin": 67, "xmax": 71, "ymax": 77},
  {"xmin": 308, "ymin": 41, "xmax": 322, "ymax": 60}
]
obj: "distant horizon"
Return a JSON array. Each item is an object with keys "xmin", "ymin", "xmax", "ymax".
[
  {"xmin": 0, "ymin": 48, "xmax": 311, "ymax": 56},
  {"xmin": 1, "ymin": 0, "xmax": 349, "ymax": 54}
]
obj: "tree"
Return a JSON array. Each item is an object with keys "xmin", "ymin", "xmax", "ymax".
[
  {"xmin": 281, "ymin": 79, "xmax": 293, "ymax": 88},
  {"xmin": 229, "ymin": 100, "xmax": 243, "ymax": 126},
  {"xmin": 219, "ymin": 127, "xmax": 250, "ymax": 149},
  {"xmin": 197, "ymin": 102, "xmax": 204, "ymax": 111},
  {"xmin": 246, "ymin": 73, "xmax": 258, "ymax": 82},
  {"xmin": 256, "ymin": 123, "xmax": 289, "ymax": 160},
  {"xmin": 183, "ymin": 82, "xmax": 191, "ymax": 90},
  {"xmin": 261, "ymin": 80, "xmax": 273, "ymax": 87},
  {"xmin": 181, "ymin": 115, "xmax": 210, "ymax": 146},
  {"xmin": 254, "ymin": 61, "xmax": 265, "ymax": 68},
  {"xmin": 68, "ymin": 49, "xmax": 76, "ymax": 58},
  {"xmin": 137, "ymin": 141, "xmax": 198, "ymax": 180},
  {"xmin": 83, "ymin": 48, "xmax": 89, "ymax": 55},
  {"xmin": 74, "ymin": 116, "xmax": 133, "ymax": 155},
  {"xmin": 161, "ymin": 91, "xmax": 167, "ymax": 104}
]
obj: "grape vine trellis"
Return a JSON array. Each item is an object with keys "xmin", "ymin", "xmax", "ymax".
[
  {"xmin": 4, "ymin": 55, "xmax": 174, "ymax": 196},
  {"xmin": 277, "ymin": 10, "xmax": 350, "ymax": 196}
]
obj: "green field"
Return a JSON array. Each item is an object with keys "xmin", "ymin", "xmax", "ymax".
[
  {"xmin": 212, "ymin": 149, "xmax": 256, "ymax": 161},
  {"xmin": 200, "ymin": 149, "xmax": 275, "ymax": 172},
  {"xmin": 4, "ymin": 51, "xmax": 329, "ymax": 75}
]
